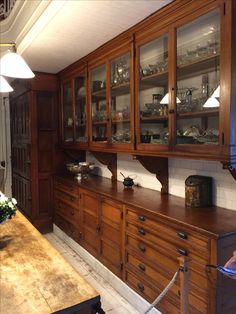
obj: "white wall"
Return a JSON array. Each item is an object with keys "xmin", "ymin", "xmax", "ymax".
[{"xmin": 86, "ymin": 151, "xmax": 236, "ymax": 211}]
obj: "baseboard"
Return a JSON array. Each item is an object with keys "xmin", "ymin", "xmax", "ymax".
[{"xmin": 53, "ymin": 224, "xmax": 161, "ymax": 314}]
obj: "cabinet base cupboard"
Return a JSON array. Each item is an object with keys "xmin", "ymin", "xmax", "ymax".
[{"xmin": 53, "ymin": 175, "xmax": 236, "ymax": 314}]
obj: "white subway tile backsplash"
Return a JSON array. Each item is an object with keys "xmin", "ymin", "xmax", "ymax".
[{"xmin": 86, "ymin": 152, "xmax": 236, "ymax": 211}]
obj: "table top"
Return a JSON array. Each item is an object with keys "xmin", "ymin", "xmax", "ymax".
[{"xmin": 0, "ymin": 211, "xmax": 99, "ymax": 314}]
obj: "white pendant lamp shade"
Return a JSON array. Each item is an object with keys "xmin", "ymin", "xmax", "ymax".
[
  {"xmin": 160, "ymin": 93, "xmax": 181, "ymax": 104},
  {"xmin": 0, "ymin": 51, "xmax": 35, "ymax": 78},
  {"xmin": 212, "ymin": 85, "xmax": 220, "ymax": 98},
  {"xmin": 0, "ymin": 75, "xmax": 13, "ymax": 92},
  {"xmin": 203, "ymin": 96, "xmax": 220, "ymax": 108}
]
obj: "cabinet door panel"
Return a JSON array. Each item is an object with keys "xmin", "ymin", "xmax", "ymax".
[{"xmin": 176, "ymin": 9, "xmax": 220, "ymax": 148}]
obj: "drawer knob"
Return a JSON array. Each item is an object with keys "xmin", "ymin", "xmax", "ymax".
[
  {"xmin": 137, "ymin": 283, "xmax": 144, "ymax": 292},
  {"xmin": 138, "ymin": 215, "xmax": 145, "ymax": 222},
  {"xmin": 138, "ymin": 228, "xmax": 146, "ymax": 236},
  {"xmin": 138, "ymin": 263, "xmax": 146, "ymax": 272},
  {"xmin": 71, "ymin": 211, "xmax": 74, "ymax": 216},
  {"xmin": 70, "ymin": 197, "xmax": 75, "ymax": 202},
  {"xmin": 138, "ymin": 242, "xmax": 146, "ymax": 252},
  {"xmin": 177, "ymin": 248, "xmax": 188, "ymax": 256},
  {"xmin": 177, "ymin": 231, "xmax": 188, "ymax": 240}
]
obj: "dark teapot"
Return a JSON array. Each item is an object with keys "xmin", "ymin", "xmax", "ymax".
[{"xmin": 120, "ymin": 172, "xmax": 134, "ymax": 188}]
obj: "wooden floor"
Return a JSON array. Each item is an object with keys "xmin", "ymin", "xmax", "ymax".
[{"xmin": 45, "ymin": 233, "xmax": 143, "ymax": 314}]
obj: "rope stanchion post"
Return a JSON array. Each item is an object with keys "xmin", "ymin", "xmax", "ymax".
[{"xmin": 178, "ymin": 256, "xmax": 191, "ymax": 314}]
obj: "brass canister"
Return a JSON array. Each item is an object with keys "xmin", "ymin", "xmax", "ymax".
[{"xmin": 185, "ymin": 175, "xmax": 212, "ymax": 208}]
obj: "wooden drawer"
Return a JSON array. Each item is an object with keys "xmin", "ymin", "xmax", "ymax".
[
  {"xmin": 126, "ymin": 233, "xmax": 209, "ymax": 277},
  {"xmin": 55, "ymin": 199, "xmax": 79, "ymax": 226},
  {"xmin": 54, "ymin": 177, "xmax": 78, "ymax": 197},
  {"xmin": 126, "ymin": 207, "xmax": 210, "ymax": 253},
  {"xmin": 126, "ymin": 222, "xmax": 209, "ymax": 267},
  {"xmin": 125, "ymin": 250, "xmax": 208, "ymax": 312},
  {"xmin": 125, "ymin": 270, "xmax": 179, "ymax": 314},
  {"xmin": 54, "ymin": 213, "xmax": 79, "ymax": 242},
  {"xmin": 55, "ymin": 189, "xmax": 78, "ymax": 208}
]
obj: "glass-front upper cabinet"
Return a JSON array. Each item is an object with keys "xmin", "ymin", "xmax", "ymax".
[
  {"xmin": 74, "ymin": 72, "xmax": 88, "ymax": 145},
  {"xmin": 62, "ymin": 81, "xmax": 73, "ymax": 143},
  {"xmin": 176, "ymin": 9, "xmax": 220, "ymax": 146},
  {"xmin": 110, "ymin": 52, "xmax": 132, "ymax": 147},
  {"xmin": 90, "ymin": 64, "xmax": 107, "ymax": 143},
  {"xmin": 137, "ymin": 34, "xmax": 169, "ymax": 150},
  {"xmin": 61, "ymin": 68, "xmax": 88, "ymax": 147}
]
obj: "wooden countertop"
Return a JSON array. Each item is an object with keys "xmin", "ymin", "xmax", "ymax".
[
  {"xmin": 56, "ymin": 174, "xmax": 236, "ymax": 239},
  {"xmin": 0, "ymin": 211, "xmax": 100, "ymax": 314}
]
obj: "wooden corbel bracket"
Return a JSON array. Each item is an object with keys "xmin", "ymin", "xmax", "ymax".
[
  {"xmin": 221, "ymin": 161, "xmax": 236, "ymax": 181},
  {"xmin": 134, "ymin": 155, "xmax": 168, "ymax": 194},
  {"xmin": 90, "ymin": 151, "xmax": 117, "ymax": 181}
]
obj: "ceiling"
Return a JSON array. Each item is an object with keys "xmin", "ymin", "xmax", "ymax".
[{"xmin": 1, "ymin": 0, "xmax": 173, "ymax": 74}]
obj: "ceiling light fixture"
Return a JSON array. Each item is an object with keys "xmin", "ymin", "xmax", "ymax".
[
  {"xmin": 0, "ymin": 75, "xmax": 13, "ymax": 93},
  {"xmin": 0, "ymin": 43, "xmax": 35, "ymax": 79}
]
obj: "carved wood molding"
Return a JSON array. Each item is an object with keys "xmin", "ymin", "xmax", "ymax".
[
  {"xmin": 134, "ymin": 155, "xmax": 168, "ymax": 194},
  {"xmin": 90, "ymin": 151, "xmax": 117, "ymax": 181},
  {"xmin": 221, "ymin": 161, "xmax": 236, "ymax": 181}
]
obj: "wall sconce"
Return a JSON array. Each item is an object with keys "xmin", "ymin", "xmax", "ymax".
[{"xmin": 160, "ymin": 93, "xmax": 181, "ymax": 104}]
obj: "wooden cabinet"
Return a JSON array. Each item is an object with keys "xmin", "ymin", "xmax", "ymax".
[
  {"xmin": 60, "ymin": 64, "xmax": 88, "ymax": 148},
  {"xmin": 135, "ymin": 5, "xmax": 223, "ymax": 156},
  {"xmin": 53, "ymin": 175, "xmax": 236, "ymax": 314},
  {"xmin": 79, "ymin": 188, "xmax": 101, "ymax": 256},
  {"xmin": 88, "ymin": 40, "xmax": 134, "ymax": 151},
  {"xmin": 57, "ymin": 0, "xmax": 236, "ymax": 170},
  {"xmin": 54, "ymin": 176, "xmax": 80, "ymax": 241},
  {"xmin": 79, "ymin": 188, "xmax": 124, "ymax": 277},
  {"xmin": 100, "ymin": 197, "xmax": 124, "ymax": 277},
  {"xmin": 125, "ymin": 206, "xmax": 211, "ymax": 314},
  {"xmin": 10, "ymin": 73, "xmax": 58, "ymax": 232}
]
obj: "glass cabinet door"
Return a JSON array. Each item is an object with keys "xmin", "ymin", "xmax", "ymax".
[
  {"xmin": 91, "ymin": 64, "xmax": 107, "ymax": 142},
  {"xmin": 138, "ymin": 34, "xmax": 168, "ymax": 145},
  {"xmin": 74, "ymin": 73, "xmax": 87, "ymax": 143},
  {"xmin": 110, "ymin": 53, "xmax": 131, "ymax": 144},
  {"xmin": 176, "ymin": 9, "xmax": 220, "ymax": 145},
  {"xmin": 62, "ymin": 81, "xmax": 73, "ymax": 142}
]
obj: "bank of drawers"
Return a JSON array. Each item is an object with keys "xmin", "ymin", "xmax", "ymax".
[
  {"xmin": 125, "ymin": 206, "xmax": 211, "ymax": 314},
  {"xmin": 54, "ymin": 177, "xmax": 80, "ymax": 241}
]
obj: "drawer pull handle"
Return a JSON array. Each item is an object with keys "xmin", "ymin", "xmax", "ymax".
[
  {"xmin": 138, "ymin": 243, "xmax": 146, "ymax": 252},
  {"xmin": 138, "ymin": 228, "xmax": 146, "ymax": 236},
  {"xmin": 177, "ymin": 248, "xmax": 188, "ymax": 256},
  {"xmin": 70, "ymin": 197, "xmax": 75, "ymax": 202},
  {"xmin": 138, "ymin": 263, "xmax": 146, "ymax": 272},
  {"xmin": 137, "ymin": 283, "xmax": 144, "ymax": 292},
  {"xmin": 71, "ymin": 211, "xmax": 74, "ymax": 216},
  {"xmin": 138, "ymin": 215, "xmax": 145, "ymax": 222},
  {"xmin": 177, "ymin": 231, "xmax": 188, "ymax": 240}
]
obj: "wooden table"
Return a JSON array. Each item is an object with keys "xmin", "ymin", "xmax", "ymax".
[{"xmin": 0, "ymin": 211, "xmax": 103, "ymax": 314}]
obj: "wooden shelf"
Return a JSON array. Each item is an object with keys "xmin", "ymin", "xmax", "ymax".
[
  {"xmin": 140, "ymin": 115, "xmax": 168, "ymax": 122},
  {"xmin": 112, "ymin": 119, "xmax": 130, "ymax": 124},
  {"xmin": 177, "ymin": 109, "xmax": 219, "ymax": 119},
  {"xmin": 140, "ymin": 71, "xmax": 168, "ymax": 90},
  {"xmin": 92, "ymin": 121, "xmax": 107, "ymax": 126},
  {"xmin": 111, "ymin": 82, "xmax": 130, "ymax": 96},
  {"xmin": 92, "ymin": 89, "xmax": 106, "ymax": 98},
  {"xmin": 177, "ymin": 54, "xmax": 219, "ymax": 80}
]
